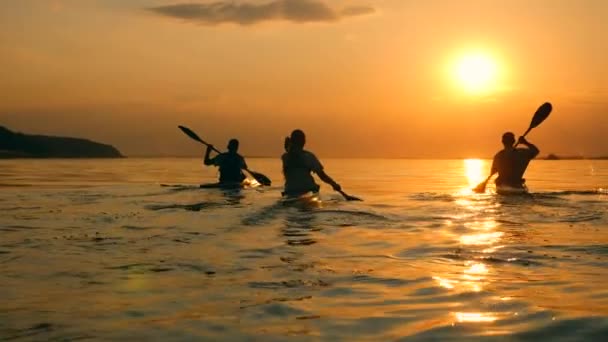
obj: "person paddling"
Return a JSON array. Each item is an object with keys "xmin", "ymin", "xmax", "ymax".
[
  {"xmin": 282, "ymin": 129, "xmax": 351, "ymax": 198},
  {"xmin": 204, "ymin": 138, "xmax": 247, "ymax": 185},
  {"xmin": 474, "ymin": 102, "xmax": 551, "ymax": 194},
  {"xmin": 488, "ymin": 132, "xmax": 539, "ymax": 192}
]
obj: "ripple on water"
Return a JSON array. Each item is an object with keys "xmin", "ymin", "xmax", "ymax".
[
  {"xmin": 1, "ymin": 160, "xmax": 607, "ymax": 340},
  {"xmin": 145, "ymin": 201, "xmax": 225, "ymax": 212},
  {"xmin": 249, "ymin": 279, "xmax": 330, "ymax": 290}
]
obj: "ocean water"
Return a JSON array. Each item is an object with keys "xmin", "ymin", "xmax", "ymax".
[{"xmin": 1, "ymin": 158, "xmax": 607, "ymax": 341}]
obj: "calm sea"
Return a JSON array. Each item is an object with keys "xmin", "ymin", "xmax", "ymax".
[{"xmin": 1, "ymin": 158, "xmax": 607, "ymax": 341}]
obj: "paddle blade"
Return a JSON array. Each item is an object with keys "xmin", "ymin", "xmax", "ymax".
[
  {"xmin": 178, "ymin": 125, "xmax": 204, "ymax": 144},
  {"xmin": 339, "ymin": 190, "xmax": 363, "ymax": 201},
  {"xmin": 529, "ymin": 102, "xmax": 552, "ymax": 129},
  {"xmin": 473, "ymin": 180, "xmax": 488, "ymax": 193},
  {"xmin": 473, "ymin": 175, "xmax": 491, "ymax": 193},
  {"xmin": 345, "ymin": 194, "xmax": 363, "ymax": 201},
  {"xmin": 248, "ymin": 170, "xmax": 272, "ymax": 186}
]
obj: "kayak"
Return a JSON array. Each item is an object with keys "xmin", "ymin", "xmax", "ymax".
[
  {"xmin": 281, "ymin": 191, "xmax": 322, "ymax": 207},
  {"xmin": 495, "ymin": 184, "xmax": 529, "ymax": 195},
  {"xmin": 163, "ymin": 179, "xmax": 256, "ymax": 191},
  {"xmin": 199, "ymin": 178, "xmax": 258, "ymax": 189},
  {"xmin": 199, "ymin": 182, "xmax": 245, "ymax": 189}
]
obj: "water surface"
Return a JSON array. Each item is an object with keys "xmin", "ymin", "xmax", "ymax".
[{"xmin": 1, "ymin": 158, "xmax": 607, "ymax": 340}]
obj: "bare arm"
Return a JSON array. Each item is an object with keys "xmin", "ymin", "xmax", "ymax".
[
  {"xmin": 517, "ymin": 137, "xmax": 540, "ymax": 159},
  {"xmin": 316, "ymin": 170, "xmax": 341, "ymax": 191},
  {"xmin": 203, "ymin": 145, "xmax": 215, "ymax": 166},
  {"xmin": 490, "ymin": 157, "xmax": 498, "ymax": 177},
  {"xmin": 527, "ymin": 144, "xmax": 540, "ymax": 159}
]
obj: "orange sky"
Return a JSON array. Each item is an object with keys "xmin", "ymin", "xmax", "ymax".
[{"xmin": 1, "ymin": 0, "xmax": 606, "ymax": 158}]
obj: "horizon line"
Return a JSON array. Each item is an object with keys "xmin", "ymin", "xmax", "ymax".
[{"xmin": 123, "ymin": 154, "xmax": 608, "ymax": 160}]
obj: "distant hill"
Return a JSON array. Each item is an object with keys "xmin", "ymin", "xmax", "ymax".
[
  {"xmin": 541, "ymin": 153, "xmax": 608, "ymax": 160},
  {"xmin": 0, "ymin": 126, "xmax": 123, "ymax": 158}
]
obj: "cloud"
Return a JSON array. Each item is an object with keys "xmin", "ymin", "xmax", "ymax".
[
  {"xmin": 148, "ymin": 0, "xmax": 375, "ymax": 25},
  {"xmin": 340, "ymin": 6, "xmax": 375, "ymax": 17}
]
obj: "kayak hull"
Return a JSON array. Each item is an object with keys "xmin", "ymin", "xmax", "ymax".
[
  {"xmin": 199, "ymin": 179, "xmax": 257, "ymax": 190},
  {"xmin": 199, "ymin": 182, "xmax": 244, "ymax": 189},
  {"xmin": 495, "ymin": 185, "xmax": 529, "ymax": 195},
  {"xmin": 281, "ymin": 192, "xmax": 322, "ymax": 207}
]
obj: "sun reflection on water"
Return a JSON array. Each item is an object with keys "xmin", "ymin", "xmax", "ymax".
[
  {"xmin": 464, "ymin": 159, "xmax": 487, "ymax": 189},
  {"xmin": 433, "ymin": 159, "xmax": 509, "ymax": 324},
  {"xmin": 465, "ymin": 262, "xmax": 488, "ymax": 275},
  {"xmin": 460, "ymin": 231, "xmax": 504, "ymax": 245},
  {"xmin": 433, "ymin": 276, "xmax": 456, "ymax": 289},
  {"xmin": 435, "ymin": 215, "xmax": 502, "ymax": 293},
  {"xmin": 455, "ymin": 312, "xmax": 498, "ymax": 323}
]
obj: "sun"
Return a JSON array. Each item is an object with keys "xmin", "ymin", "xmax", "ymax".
[{"xmin": 453, "ymin": 52, "xmax": 498, "ymax": 94}]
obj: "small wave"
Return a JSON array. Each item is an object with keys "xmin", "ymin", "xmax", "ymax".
[
  {"xmin": 410, "ymin": 189, "xmax": 605, "ymax": 204},
  {"xmin": 481, "ymin": 255, "xmax": 544, "ymax": 267},
  {"xmin": 537, "ymin": 189, "xmax": 607, "ymax": 197},
  {"xmin": 558, "ymin": 213, "xmax": 603, "ymax": 223},
  {"xmin": 106, "ymin": 263, "xmax": 172, "ymax": 273},
  {"xmin": 349, "ymin": 274, "xmax": 413, "ymax": 287},
  {"xmin": 239, "ymin": 295, "xmax": 312, "ymax": 309},
  {"xmin": 511, "ymin": 316, "xmax": 608, "ymax": 341},
  {"xmin": 0, "ymin": 183, "xmax": 34, "ymax": 187},
  {"xmin": 543, "ymin": 244, "xmax": 608, "ymax": 255},
  {"xmin": 314, "ymin": 209, "xmax": 390, "ymax": 221},
  {"xmin": 0, "ymin": 225, "xmax": 41, "ymax": 231},
  {"xmin": 145, "ymin": 201, "xmax": 223, "ymax": 211},
  {"xmin": 249, "ymin": 279, "xmax": 330, "ymax": 290},
  {"xmin": 175, "ymin": 263, "xmax": 216, "ymax": 274},
  {"xmin": 160, "ymin": 183, "xmax": 257, "ymax": 194},
  {"xmin": 410, "ymin": 193, "xmax": 456, "ymax": 202},
  {"xmin": 1, "ymin": 322, "xmax": 60, "ymax": 341},
  {"xmin": 242, "ymin": 203, "xmax": 392, "ymax": 227},
  {"xmin": 160, "ymin": 184, "xmax": 201, "ymax": 192},
  {"xmin": 121, "ymin": 225, "xmax": 154, "ymax": 230},
  {"xmin": 495, "ymin": 219, "xmax": 525, "ymax": 226},
  {"xmin": 0, "ymin": 206, "xmax": 42, "ymax": 211},
  {"xmin": 0, "ymin": 255, "xmax": 22, "ymax": 264}
]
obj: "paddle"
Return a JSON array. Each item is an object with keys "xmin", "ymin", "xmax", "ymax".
[
  {"xmin": 473, "ymin": 102, "xmax": 552, "ymax": 193},
  {"xmin": 337, "ymin": 189, "xmax": 362, "ymax": 201},
  {"xmin": 284, "ymin": 137, "xmax": 362, "ymax": 201},
  {"xmin": 178, "ymin": 125, "xmax": 272, "ymax": 186}
]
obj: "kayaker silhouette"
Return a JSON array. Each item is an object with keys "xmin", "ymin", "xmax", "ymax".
[
  {"xmin": 178, "ymin": 126, "xmax": 272, "ymax": 187},
  {"xmin": 204, "ymin": 139, "xmax": 248, "ymax": 186},
  {"xmin": 488, "ymin": 132, "xmax": 540, "ymax": 193},
  {"xmin": 474, "ymin": 102, "xmax": 551, "ymax": 194},
  {"xmin": 282, "ymin": 129, "xmax": 361, "ymax": 200}
]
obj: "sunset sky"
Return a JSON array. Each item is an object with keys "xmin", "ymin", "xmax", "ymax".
[{"xmin": 1, "ymin": 0, "xmax": 606, "ymax": 158}]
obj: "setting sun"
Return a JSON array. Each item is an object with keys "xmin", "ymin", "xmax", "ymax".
[{"xmin": 453, "ymin": 52, "xmax": 499, "ymax": 94}]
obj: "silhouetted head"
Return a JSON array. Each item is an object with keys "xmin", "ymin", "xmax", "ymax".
[
  {"xmin": 502, "ymin": 132, "xmax": 515, "ymax": 148},
  {"xmin": 289, "ymin": 129, "xmax": 306, "ymax": 151},
  {"xmin": 227, "ymin": 139, "xmax": 239, "ymax": 152}
]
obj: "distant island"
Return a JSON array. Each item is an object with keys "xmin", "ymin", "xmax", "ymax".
[
  {"xmin": 0, "ymin": 126, "xmax": 124, "ymax": 158},
  {"xmin": 542, "ymin": 153, "xmax": 608, "ymax": 160}
]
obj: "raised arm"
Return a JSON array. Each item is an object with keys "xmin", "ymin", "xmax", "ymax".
[
  {"xmin": 203, "ymin": 145, "xmax": 216, "ymax": 166},
  {"xmin": 517, "ymin": 136, "xmax": 539, "ymax": 159}
]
